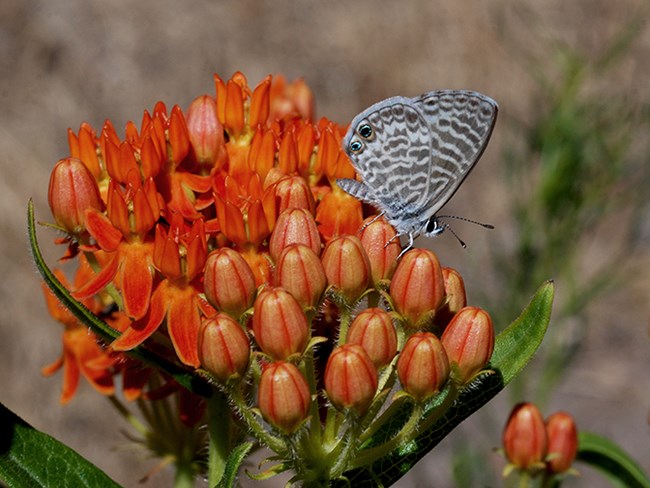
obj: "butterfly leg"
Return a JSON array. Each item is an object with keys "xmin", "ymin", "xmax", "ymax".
[
  {"xmin": 358, "ymin": 211, "xmax": 386, "ymax": 234},
  {"xmin": 394, "ymin": 233, "xmax": 415, "ymax": 259}
]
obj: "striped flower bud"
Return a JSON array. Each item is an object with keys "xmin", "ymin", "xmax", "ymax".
[
  {"xmin": 397, "ymin": 332, "xmax": 449, "ymax": 401},
  {"xmin": 441, "ymin": 306, "xmax": 494, "ymax": 383},
  {"xmin": 324, "ymin": 344, "xmax": 378, "ymax": 417},
  {"xmin": 186, "ymin": 95, "xmax": 225, "ymax": 166},
  {"xmin": 437, "ymin": 267, "xmax": 467, "ymax": 327},
  {"xmin": 389, "ymin": 249, "xmax": 445, "ymax": 328},
  {"xmin": 321, "ymin": 235, "xmax": 371, "ymax": 304},
  {"xmin": 204, "ymin": 248, "xmax": 257, "ymax": 318},
  {"xmin": 198, "ymin": 314, "xmax": 250, "ymax": 382},
  {"xmin": 503, "ymin": 402, "xmax": 548, "ymax": 471},
  {"xmin": 359, "ymin": 216, "xmax": 401, "ymax": 286},
  {"xmin": 258, "ymin": 361, "xmax": 311, "ymax": 434},
  {"xmin": 275, "ymin": 244, "xmax": 327, "ymax": 309},
  {"xmin": 545, "ymin": 412, "xmax": 578, "ymax": 474},
  {"xmin": 347, "ymin": 308, "xmax": 397, "ymax": 368},
  {"xmin": 48, "ymin": 157, "xmax": 102, "ymax": 235},
  {"xmin": 269, "ymin": 208, "xmax": 321, "ymax": 261},
  {"xmin": 275, "ymin": 175, "xmax": 316, "ymax": 214},
  {"xmin": 252, "ymin": 287, "xmax": 309, "ymax": 360}
]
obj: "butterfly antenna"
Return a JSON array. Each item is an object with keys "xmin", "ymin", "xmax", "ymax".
[
  {"xmin": 441, "ymin": 222, "xmax": 467, "ymax": 249},
  {"xmin": 437, "ymin": 215, "xmax": 495, "ymax": 229}
]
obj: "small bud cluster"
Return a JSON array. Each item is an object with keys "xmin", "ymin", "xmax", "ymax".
[{"xmin": 503, "ymin": 402, "xmax": 579, "ymax": 479}]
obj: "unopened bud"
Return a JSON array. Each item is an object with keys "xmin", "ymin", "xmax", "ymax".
[
  {"xmin": 324, "ymin": 344, "xmax": 378, "ymax": 416},
  {"xmin": 359, "ymin": 216, "xmax": 401, "ymax": 286},
  {"xmin": 503, "ymin": 402, "xmax": 548, "ymax": 471},
  {"xmin": 269, "ymin": 208, "xmax": 321, "ymax": 261},
  {"xmin": 258, "ymin": 361, "xmax": 311, "ymax": 434},
  {"xmin": 347, "ymin": 308, "xmax": 397, "ymax": 368},
  {"xmin": 321, "ymin": 235, "xmax": 371, "ymax": 304},
  {"xmin": 546, "ymin": 412, "xmax": 578, "ymax": 474},
  {"xmin": 275, "ymin": 244, "xmax": 327, "ymax": 309},
  {"xmin": 204, "ymin": 248, "xmax": 256, "ymax": 318},
  {"xmin": 397, "ymin": 332, "xmax": 449, "ymax": 401},
  {"xmin": 198, "ymin": 314, "xmax": 250, "ymax": 382}
]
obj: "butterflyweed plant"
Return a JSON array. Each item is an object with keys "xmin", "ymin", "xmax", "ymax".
[{"xmin": 0, "ymin": 71, "xmax": 643, "ymax": 488}]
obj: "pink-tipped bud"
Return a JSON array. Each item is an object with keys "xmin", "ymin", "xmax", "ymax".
[
  {"xmin": 545, "ymin": 412, "xmax": 578, "ymax": 474},
  {"xmin": 397, "ymin": 332, "xmax": 449, "ymax": 401},
  {"xmin": 437, "ymin": 267, "xmax": 467, "ymax": 326},
  {"xmin": 441, "ymin": 306, "xmax": 494, "ymax": 383},
  {"xmin": 347, "ymin": 308, "xmax": 397, "ymax": 368},
  {"xmin": 269, "ymin": 208, "xmax": 321, "ymax": 261},
  {"xmin": 503, "ymin": 402, "xmax": 548, "ymax": 470},
  {"xmin": 321, "ymin": 235, "xmax": 371, "ymax": 304},
  {"xmin": 275, "ymin": 176, "xmax": 316, "ymax": 214},
  {"xmin": 204, "ymin": 248, "xmax": 257, "ymax": 318},
  {"xmin": 258, "ymin": 361, "xmax": 311, "ymax": 434},
  {"xmin": 186, "ymin": 95, "xmax": 225, "ymax": 166},
  {"xmin": 48, "ymin": 157, "xmax": 102, "ymax": 234},
  {"xmin": 324, "ymin": 344, "xmax": 378, "ymax": 416},
  {"xmin": 359, "ymin": 216, "xmax": 401, "ymax": 286},
  {"xmin": 252, "ymin": 287, "xmax": 309, "ymax": 360},
  {"xmin": 197, "ymin": 314, "xmax": 250, "ymax": 382},
  {"xmin": 275, "ymin": 244, "xmax": 327, "ymax": 309},
  {"xmin": 389, "ymin": 249, "xmax": 445, "ymax": 328}
]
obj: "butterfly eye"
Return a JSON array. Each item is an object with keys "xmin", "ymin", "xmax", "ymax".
[
  {"xmin": 349, "ymin": 140, "xmax": 363, "ymax": 152},
  {"xmin": 358, "ymin": 124, "xmax": 373, "ymax": 139}
]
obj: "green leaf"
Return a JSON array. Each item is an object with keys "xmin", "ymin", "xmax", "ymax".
[
  {"xmin": 27, "ymin": 199, "xmax": 212, "ymax": 398},
  {"xmin": 0, "ymin": 402, "xmax": 120, "ymax": 488},
  {"xmin": 577, "ymin": 431, "xmax": 650, "ymax": 488},
  {"xmin": 490, "ymin": 280, "xmax": 555, "ymax": 383},
  {"xmin": 216, "ymin": 442, "xmax": 254, "ymax": 488},
  {"xmin": 340, "ymin": 281, "xmax": 555, "ymax": 486}
]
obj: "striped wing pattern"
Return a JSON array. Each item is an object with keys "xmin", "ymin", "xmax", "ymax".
[{"xmin": 341, "ymin": 89, "xmax": 497, "ymax": 235}]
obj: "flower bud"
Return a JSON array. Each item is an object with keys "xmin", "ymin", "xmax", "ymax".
[
  {"xmin": 269, "ymin": 208, "xmax": 321, "ymax": 261},
  {"xmin": 397, "ymin": 332, "xmax": 449, "ymax": 401},
  {"xmin": 48, "ymin": 157, "xmax": 102, "ymax": 234},
  {"xmin": 441, "ymin": 306, "xmax": 494, "ymax": 383},
  {"xmin": 324, "ymin": 344, "xmax": 378, "ymax": 416},
  {"xmin": 321, "ymin": 236, "xmax": 371, "ymax": 304},
  {"xmin": 503, "ymin": 402, "xmax": 548, "ymax": 470},
  {"xmin": 252, "ymin": 287, "xmax": 309, "ymax": 360},
  {"xmin": 389, "ymin": 249, "xmax": 445, "ymax": 328},
  {"xmin": 186, "ymin": 95, "xmax": 225, "ymax": 166},
  {"xmin": 347, "ymin": 308, "xmax": 397, "ymax": 368},
  {"xmin": 258, "ymin": 361, "xmax": 311, "ymax": 434},
  {"xmin": 275, "ymin": 176, "xmax": 316, "ymax": 214},
  {"xmin": 275, "ymin": 244, "xmax": 327, "ymax": 309},
  {"xmin": 437, "ymin": 267, "xmax": 467, "ymax": 326},
  {"xmin": 359, "ymin": 216, "xmax": 401, "ymax": 286},
  {"xmin": 198, "ymin": 314, "xmax": 250, "ymax": 382},
  {"xmin": 204, "ymin": 248, "xmax": 257, "ymax": 318},
  {"xmin": 545, "ymin": 412, "xmax": 578, "ymax": 474}
]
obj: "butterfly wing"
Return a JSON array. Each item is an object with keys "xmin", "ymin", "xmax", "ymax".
[
  {"xmin": 342, "ymin": 97, "xmax": 433, "ymax": 215},
  {"xmin": 412, "ymin": 90, "xmax": 498, "ymax": 218}
]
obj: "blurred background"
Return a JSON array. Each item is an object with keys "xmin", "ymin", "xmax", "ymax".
[{"xmin": 1, "ymin": 1, "xmax": 649, "ymax": 486}]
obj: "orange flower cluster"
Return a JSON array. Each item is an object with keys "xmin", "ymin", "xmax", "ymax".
[{"xmin": 43, "ymin": 73, "xmax": 495, "ymax": 432}]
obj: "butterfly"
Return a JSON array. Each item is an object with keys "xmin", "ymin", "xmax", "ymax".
[{"xmin": 337, "ymin": 90, "xmax": 498, "ymax": 256}]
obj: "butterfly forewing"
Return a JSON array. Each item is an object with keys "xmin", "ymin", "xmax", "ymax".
[
  {"xmin": 413, "ymin": 90, "xmax": 498, "ymax": 217},
  {"xmin": 344, "ymin": 98, "xmax": 432, "ymax": 210}
]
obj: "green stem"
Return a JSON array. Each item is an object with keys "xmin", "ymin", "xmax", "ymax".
[
  {"xmin": 330, "ymin": 419, "xmax": 361, "ymax": 479},
  {"xmin": 229, "ymin": 385, "xmax": 287, "ymax": 453},
  {"xmin": 351, "ymin": 403, "xmax": 424, "ymax": 469},
  {"xmin": 207, "ymin": 388, "xmax": 232, "ymax": 487},
  {"xmin": 106, "ymin": 395, "xmax": 148, "ymax": 436}
]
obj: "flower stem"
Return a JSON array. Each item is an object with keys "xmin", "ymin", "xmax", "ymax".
[{"xmin": 207, "ymin": 388, "xmax": 231, "ymax": 487}]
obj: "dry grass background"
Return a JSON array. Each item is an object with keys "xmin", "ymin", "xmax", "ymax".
[{"xmin": 1, "ymin": 1, "xmax": 649, "ymax": 487}]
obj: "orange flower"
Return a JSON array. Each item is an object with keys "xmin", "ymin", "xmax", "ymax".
[
  {"xmin": 111, "ymin": 215, "xmax": 207, "ymax": 367},
  {"xmin": 72, "ymin": 177, "xmax": 160, "ymax": 320},
  {"xmin": 41, "ymin": 266, "xmax": 115, "ymax": 403}
]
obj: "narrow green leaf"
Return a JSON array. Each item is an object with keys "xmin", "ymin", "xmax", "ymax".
[
  {"xmin": 27, "ymin": 199, "xmax": 211, "ymax": 398},
  {"xmin": 340, "ymin": 281, "xmax": 555, "ymax": 486},
  {"xmin": 490, "ymin": 280, "xmax": 555, "ymax": 383},
  {"xmin": 0, "ymin": 402, "xmax": 120, "ymax": 488},
  {"xmin": 216, "ymin": 442, "xmax": 254, "ymax": 488},
  {"xmin": 577, "ymin": 431, "xmax": 650, "ymax": 488}
]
